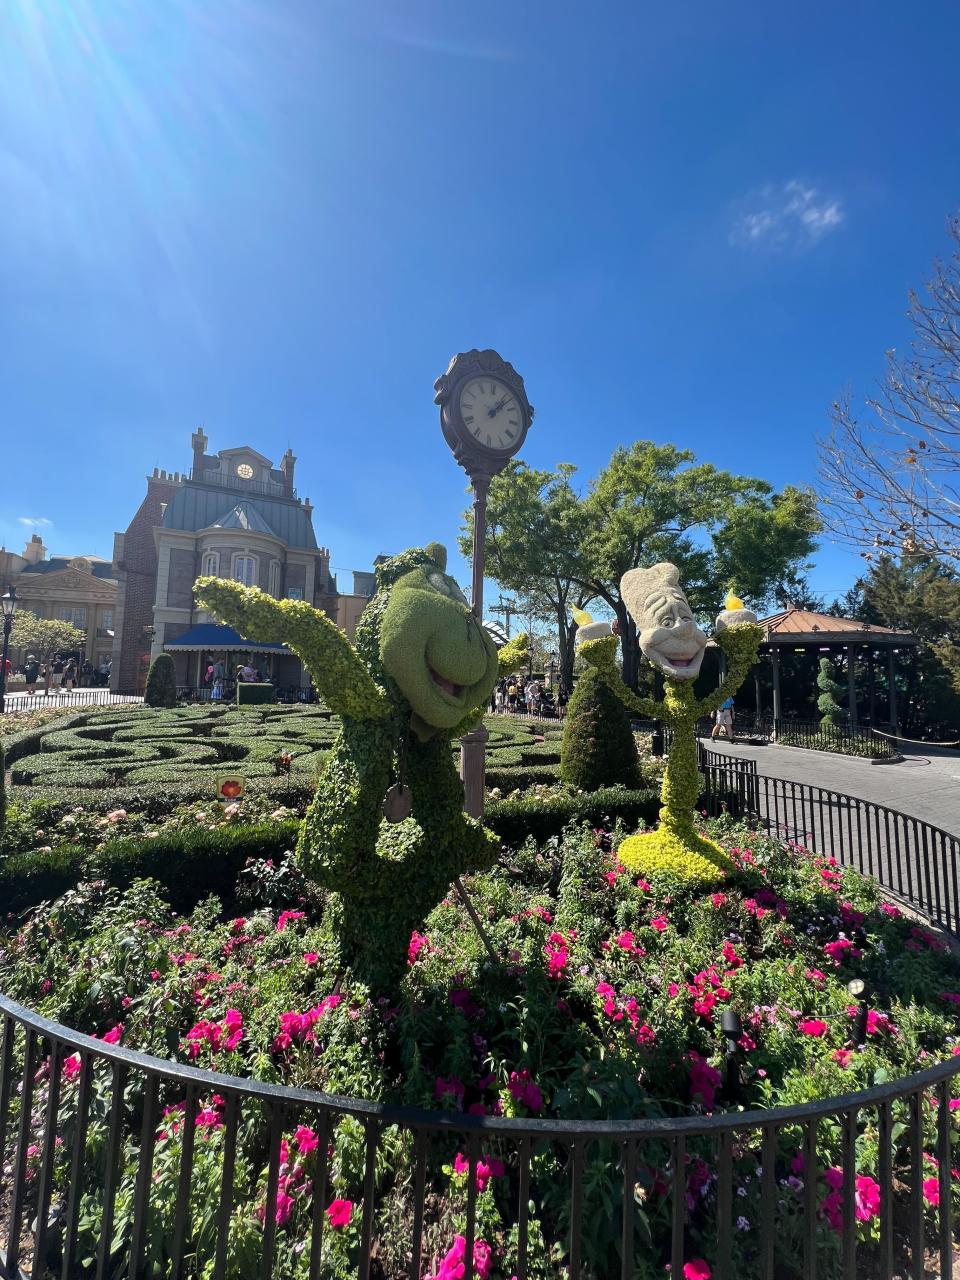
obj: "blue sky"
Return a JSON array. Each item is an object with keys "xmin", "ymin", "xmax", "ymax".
[{"xmin": 2, "ymin": 0, "xmax": 959, "ymax": 608}]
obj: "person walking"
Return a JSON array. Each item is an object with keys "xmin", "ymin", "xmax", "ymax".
[
  {"xmin": 506, "ymin": 677, "xmax": 518, "ymax": 714},
  {"xmin": 712, "ymin": 698, "xmax": 735, "ymax": 740},
  {"xmin": 23, "ymin": 654, "xmax": 40, "ymax": 695},
  {"xmin": 50, "ymin": 654, "xmax": 64, "ymax": 691},
  {"xmin": 62, "ymin": 658, "xmax": 78, "ymax": 692}
]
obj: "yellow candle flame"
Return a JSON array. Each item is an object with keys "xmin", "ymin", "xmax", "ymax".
[
  {"xmin": 724, "ymin": 590, "xmax": 745, "ymax": 611},
  {"xmin": 572, "ymin": 606, "xmax": 594, "ymax": 626}
]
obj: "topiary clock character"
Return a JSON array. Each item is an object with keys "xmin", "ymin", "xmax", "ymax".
[
  {"xmin": 577, "ymin": 564, "xmax": 763, "ymax": 885},
  {"xmin": 194, "ymin": 544, "xmax": 526, "ymax": 990}
]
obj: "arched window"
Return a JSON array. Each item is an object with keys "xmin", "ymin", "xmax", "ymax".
[
  {"xmin": 202, "ymin": 552, "xmax": 220, "ymax": 577},
  {"xmin": 233, "ymin": 555, "xmax": 258, "ymax": 586},
  {"xmin": 269, "ymin": 561, "xmax": 281, "ymax": 597}
]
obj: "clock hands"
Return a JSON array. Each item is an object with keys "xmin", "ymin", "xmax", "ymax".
[{"xmin": 487, "ymin": 394, "xmax": 511, "ymax": 419}]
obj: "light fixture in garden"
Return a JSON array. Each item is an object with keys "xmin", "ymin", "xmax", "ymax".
[
  {"xmin": 846, "ymin": 977, "xmax": 871, "ymax": 1046},
  {"xmin": 0, "ymin": 584, "xmax": 17, "ymax": 714},
  {"xmin": 720, "ymin": 1007, "xmax": 743, "ymax": 1100},
  {"xmin": 435, "ymin": 349, "xmax": 534, "ymax": 817}
]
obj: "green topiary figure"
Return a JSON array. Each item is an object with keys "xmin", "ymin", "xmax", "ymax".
[
  {"xmin": 579, "ymin": 569, "xmax": 762, "ymax": 886},
  {"xmin": 195, "ymin": 544, "xmax": 527, "ymax": 990},
  {"xmin": 816, "ymin": 657, "xmax": 848, "ymax": 727},
  {"xmin": 144, "ymin": 653, "xmax": 178, "ymax": 708},
  {"xmin": 560, "ymin": 665, "xmax": 642, "ymax": 791}
]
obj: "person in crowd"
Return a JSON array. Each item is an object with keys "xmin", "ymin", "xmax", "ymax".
[
  {"xmin": 23, "ymin": 653, "xmax": 40, "ymax": 695},
  {"xmin": 506, "ymin": 677, "xmax": 518, "ymax": 713},
  {"xmin": 239, "ymin": 661, "xmax": 258, "ymax": 683},
  {"xmin": 50, "ymin": 654, "xmax": 64, "ymax": 691},
  {"xmin": 712, "ymin": 697, "xmax": 735, "ymax": 740},
  {"xmin": 62, "ymin": 658, "xmax": 78, "ymax": 691},
  {"xmin": 97, "ymin": 657, "xmax": 112, "ymax": 687},
  {"xmin": 81, "ymin": 659, "xmax": 94, "ymax": 687}
]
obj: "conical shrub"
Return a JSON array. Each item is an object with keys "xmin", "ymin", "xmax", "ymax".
[
  {"xmin": 560, "ymin": 666, "xmax": 642, "ymax": 791},
  {"xmin": 144, "ymin": 653, "xmax": 178, "ymax": 708}
]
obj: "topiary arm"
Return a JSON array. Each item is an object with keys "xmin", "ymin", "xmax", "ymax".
[
  {"xmin": 696, "ymin": 622, "xmax": 763, "ymax": 717},
  {"xmin": 580, "ymin": 635, "xmax": 664, "ymax": 720},
  {"xmin": 497, "ymin": 631, "xmax": 529, "ymax": 676},
  {"xmin": 194, "ymin": 577, "xmax": 389, "ymax": 721}
]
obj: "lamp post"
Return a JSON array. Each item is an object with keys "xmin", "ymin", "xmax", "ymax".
[
  {"xmin": 436, "ymin": 350, "xmax": 534, "ymax": 817},
  {"xmin": 0, "ymin": 586, "xmax": 18, "ymax": 714}
]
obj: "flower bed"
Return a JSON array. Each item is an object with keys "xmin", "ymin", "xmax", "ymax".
[{"xmin": 2, "ymin": 817, "xmax": 959, "ymax": 1277}]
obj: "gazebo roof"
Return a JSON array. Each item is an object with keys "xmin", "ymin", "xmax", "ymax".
[{"xmin": 756, "ymin": 607, "xmax": 917, "ymax": 648}]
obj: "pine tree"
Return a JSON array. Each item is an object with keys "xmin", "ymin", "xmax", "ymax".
[
  {"xmin": 144, "ymin": 653, "xmax": 178, "ymax": 708},
  {"xmin": 816, "ymin": 658, "xmax": 847, "ymax": 727},
  {"xmin": 560, "ymin": 666, "xmax": 642, "ymax": 791}
]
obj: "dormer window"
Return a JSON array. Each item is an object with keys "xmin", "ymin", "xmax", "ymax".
[{"xmin": 233, "ymin": 554, "xmax": 258, "ymax": 586}]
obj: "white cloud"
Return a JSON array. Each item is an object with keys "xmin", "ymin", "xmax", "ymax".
[
  {"xmin": 730, "ymin": 181, "xmax": 845, "ymax": 251},
  {"xmin": 18, "ymin": 516, "xmax": 53, "ymax": 528}
]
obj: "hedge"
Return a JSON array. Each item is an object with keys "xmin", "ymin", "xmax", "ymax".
[
  {"xmin": 0, "ymin": 820, "xmax": 302, "ymax": 915},
  {"xmin": 237, "ymin": 683, "xmax": 277, "ymax": 705},
  {"xmin": 486, "ymin": 764, "xmax": 562, "ymax": 792},
  {"xmin": 485, "ymin": 786, "xmax": 660, "ymax": 847}
]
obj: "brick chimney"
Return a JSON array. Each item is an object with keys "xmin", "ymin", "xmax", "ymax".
[
  {"xmin": 22, "ymin": 533, "xmax": 46, "ymax": 564},
  {"xmin": 191, "ymin": 427, "xmax": 208, "ymax": 478},
  {"xmin": 281, "ymin": 448, "xmax": 296, "ymax": 497}
]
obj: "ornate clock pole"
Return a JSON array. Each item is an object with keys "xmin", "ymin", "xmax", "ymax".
[{"xmin": 436, "ymin": 349, "xmax": 534, "ymax": 817}]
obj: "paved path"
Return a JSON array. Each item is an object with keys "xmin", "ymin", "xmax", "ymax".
[{"xmin": 706, "ymin": 739, "xmax": 960, "ymax": 838}]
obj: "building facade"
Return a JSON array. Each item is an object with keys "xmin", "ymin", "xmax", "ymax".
[
  {"xmin": 0, "ymin": 534, "xmax": 117, "ymax": 669},
  {"xmin": 111, "ymin": 430, "xmax": 375, "ymax": 692}
]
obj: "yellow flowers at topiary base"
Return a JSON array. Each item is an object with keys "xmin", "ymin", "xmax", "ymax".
[{"xmin": 617, "ymin": 827, "xmax": 732, "ymax": 887}]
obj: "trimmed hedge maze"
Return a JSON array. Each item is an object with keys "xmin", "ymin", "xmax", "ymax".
[
  {"xmin": 7, "ymin": 705, "xmax": 341, "ymax": 790},
  {"xmin": 4, "ymin": 707, "xmax": 565, "ymax": 800}
]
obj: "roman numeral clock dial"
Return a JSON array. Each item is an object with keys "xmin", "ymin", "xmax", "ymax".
[{"xmin": 435, "ymin": 349, "xmax": 534, "ymax": 480}]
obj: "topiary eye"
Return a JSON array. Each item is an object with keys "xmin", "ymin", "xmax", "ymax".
[{"xmin": 428, "ymin": 573, "xmax": 469, "ymax": 606}]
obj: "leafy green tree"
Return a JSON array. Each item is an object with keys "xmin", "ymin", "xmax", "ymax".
[
  {"xmin": 560, "ymin": 667, "xmax": 642, "ymax": 791},
  {"xmin": 144, "ymin": 653, "xmax": 177, "ymax": 708},
  {"xmin": 816, "ymin": 658, "xmax": 847, "ymax": 727},
  {"xmin": 10, "ymin": 614, "xmax": 85, "ymax": 665}
]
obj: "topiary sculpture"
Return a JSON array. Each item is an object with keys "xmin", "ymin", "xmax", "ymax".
[
  {"xmin": 560, "ymin": 664, "xmax": 642, "ymax": 791},
  {"xmin": 816, "ymin": 657, "xmax": 848, "ymax": 728},
  {"xmin": 144, "ymin": 652, "xmax": 178, "ymax": 708},
  {"xmin": 578, "ymin": 570, "xmax": 762, "ymax": 886},
  {"xmin": 194, "ymin": 544, "xmax": 526, "ymax": 990}
]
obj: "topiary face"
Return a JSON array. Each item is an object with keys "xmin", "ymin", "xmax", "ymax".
[{"xmin": 379, "ymin": 559, "xmax": 499, "ymax": 732}]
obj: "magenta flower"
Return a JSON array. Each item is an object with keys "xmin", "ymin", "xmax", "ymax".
[
  {"xmin": 294, "ymin": 1125, "xmax": 319, "ymax": 1155},
  {"xmin": 303, "ymin": 952, "xmax": 319, "ymax": 965},
  {"xmin": 684, "ymin": 1261, "xmax": 712, "ymax": 1280},
  {"xmin": 452, "ymin": 1151, "xmax": 506, "ymax": 1192},
  {"xmin": 798, "ymin": 1019, "xmax": 828, "ymax": 1038},
  {"xmin": 408, "ymin": 931, "xmax": 430, "ymax": 964},
  {"xmin": 855, "ymin": 1175, "xmax": 881, "ymax": 1221},
  {"xmin": 326, "ymin": 1198, "xmax": 353, "ymax": 1229},
  {"xmin": 101, "ymin": 1024, "xmax": 123, "ymax": 1045},
  {"xmin": 276, "ymin": 910, "xmax": 306, "ymax": 932},
  {"xmin": 507, "ymin": 1069, "xmax": 544, "ymax": 1111},
  {"xmin": 650, "ymin": 915, "xmax": 669, "ymax": 932},
  {"xmin": 62, "ymin": 1054, "xmax": 82, "ymax": 1080},
  {"xmin": 923, "ymin": 1176, "xmax": 940, "ymax": 1207}
]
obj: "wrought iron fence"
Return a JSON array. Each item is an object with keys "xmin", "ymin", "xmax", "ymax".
[
  {"xmin": 773, "ymin": 718, "xmax": 895, "ymax": 760},
  {"xmin": 4, "ymin": 767, "xmax": 960, "ymax": 1277},
  {"xmin": 0, "ymin": 690, "xmax": 143, "ymax": 715}
]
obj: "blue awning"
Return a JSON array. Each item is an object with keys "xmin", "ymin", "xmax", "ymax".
[{"xmin": 163, "ymin": 624, "xmax": 290, "ymax": 654}]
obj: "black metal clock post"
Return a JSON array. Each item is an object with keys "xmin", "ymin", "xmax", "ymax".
[{"xmin": 435, "ymin": 349, "xmax": 534, "ymax": 817}]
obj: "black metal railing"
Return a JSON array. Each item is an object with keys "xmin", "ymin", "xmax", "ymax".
[
  {"xmin": 4, "ymin": 770, "xmax": 960, "ymax": 1276},
  {"xmin": 0, "ymin": 689, "xmax": 142, "ymax": 715},
  {"xmin": 773, "ymin": 718, "xmax": 895, "ymax": 759}
]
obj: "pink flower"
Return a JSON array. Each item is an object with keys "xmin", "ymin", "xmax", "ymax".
[
  {"xmin": 711, "ymin": 893, "xmax": 727, "ymax": 908},
  {"xmin": 805, "ymin": 968, "xmax": 827, "ymax": 984},
  {"xmin": 274, "ymin": 1190, "xmax": 294, "ymax": 1225},
  {"xmin": 429, "ymin": 1236, "xmax": 492, "ymax": 1280},
  {"xmin": 294, "ymin": 1125, "xmax": 319, "ymax": 1155},
  {"xmin": 452, "ymin": 1151, "xmax": 506, "ymax": 1192},
  {"xmin": 855, "ymin": 1175, "xmax": 881, "ymax": 1221},
  {"xmin": 684, "ymin": 1261, "xmax": 712, "ymax": 1280},
  {"xmin": 326, "ymin": 1198, "xmax": 353, "ymax": 1229},
  {"xmin": 923, "ymin": 1177, "xmax": 940, "ymax": 1207},
  {"xmin": 303, "ymin": 952, "xmax": 319, "ymax": 965},
  {"xmin": 650, "ymin": 915, "xmax": 669, "ymax": 932},
  {"xmin": 823, "ymin": 938, "xmax": 858, "ymax": 965},
  {"xmin": 195, "ymin": 1108, "xmax": 224, "ymax": 1128},
  {"xmin": 507, "ymin": 1069, "xmax": 544, "ymax": 1111},
  {"xmin": 101, "ymin": 1024, "xmax": 123, "ymax": 1045},
  {"xmin": 832, "ymin": 1048, "xmax": 852, "ymax": 1068},
  {"xmin": 879, "ymin": 902, "xmax": 901, "ymax": 919},
  {"xmin": 688, "ymin": 1052, "xmax": 722, "ymax": 1111},
  {"xmin": 106, "ymin": 809, "xmax": 127, "ymax": 822},
  {"xmin": 434, "ymin": 1075, "xmax": 465, "ymax": 1105},
  {"xmin": 615, "ymin": 929, "xmax": 636, "ymax": 951},
  {"xmin": 798, "ymin": 1019, "xmax": 828, "ymax": 1038},
  {"xmin": 62, "ymin": 1054, "xmax": 82, "ymax": 1080},
  {"xmin": 545, "ymin": 931, "xmax": 569, "ymax": 979},
  {"xmin": 276, "ymin": 910, "xmax": 306, "ymax": 932},
  {"xmin": 408, "ymin": 931, "xmax": 431, "ymax": 964}
]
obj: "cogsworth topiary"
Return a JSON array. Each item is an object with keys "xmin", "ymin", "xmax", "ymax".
[
  {"xmin": 578, "ymin": 567, "xmax": 762, "ymax": 886},
  {"xmin": 194, "ymin": 544, "xmax": 526, "ymax": 990}
]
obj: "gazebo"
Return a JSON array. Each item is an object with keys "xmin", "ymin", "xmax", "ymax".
[{"xmin": 754, "ymin": 608, "xmax": 918, "ymax": 731}]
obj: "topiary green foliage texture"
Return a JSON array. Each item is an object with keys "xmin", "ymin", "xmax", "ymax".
[
  {"xmin": 194, "ymin": 543, "xmax": 527, "ymax": 991},
  {"xmin": 816, "ymin": 657, "xmax": 848, "ymax": 728},
  {"xmin": 0, "ymin": 740, "xmax": 5, "ymax": 835},
  {"xmin": 236, "ymin": 682, "xmax": 276, "ymax": 706},
  {"xmin": 581, "ymin": 621, "xmax": 762, "ymax": 884},
  {"xmin": 144, "ymin": 653, "xmax": 177, "ymax": 708},
  {"xmin": 560, "ymin": 665, "xmax": 642, "ymax": 791}
]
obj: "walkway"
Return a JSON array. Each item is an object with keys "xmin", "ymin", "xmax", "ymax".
[
  {"xmin": 1, "ymin": 689, "xmax": 143, "ymax": 714},
  {"xmin": 707, "ymin": 738, "xmax": 960, "ymax": 838}
]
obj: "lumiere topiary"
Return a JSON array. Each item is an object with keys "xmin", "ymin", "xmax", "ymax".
[
  {"xmin": 194, "ymin": 544, "xmax": 526, "ymax": 989},
  {"xmin": 578, "ymin": 570, "xmax": 762, "ymax": 886}
]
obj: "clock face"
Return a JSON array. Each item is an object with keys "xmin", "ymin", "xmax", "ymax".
[
  {"xmin": 458, "ymin": 376, "xmax": 524, "ymax": 452},
  {"xmin": 236, "ymin": 463, "xmax": 255, "ymax": 479}
]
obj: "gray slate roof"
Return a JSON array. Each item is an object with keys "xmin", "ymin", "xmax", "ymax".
[
  {"xmin": 161, "ymin": 483, "xmax": 318, "ymax": 549},
  {"xmin": 210, "ymin": 504, "xmax": 279, "ymax": 537},
  {"xmin": 21, "ymin": 557, "xmax": 116, "ymax": 581}
]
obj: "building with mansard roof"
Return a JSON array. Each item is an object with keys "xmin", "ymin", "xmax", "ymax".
[{"xmin": 110, "ymin": 429, "xmax": 375, "ymax": 693}]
